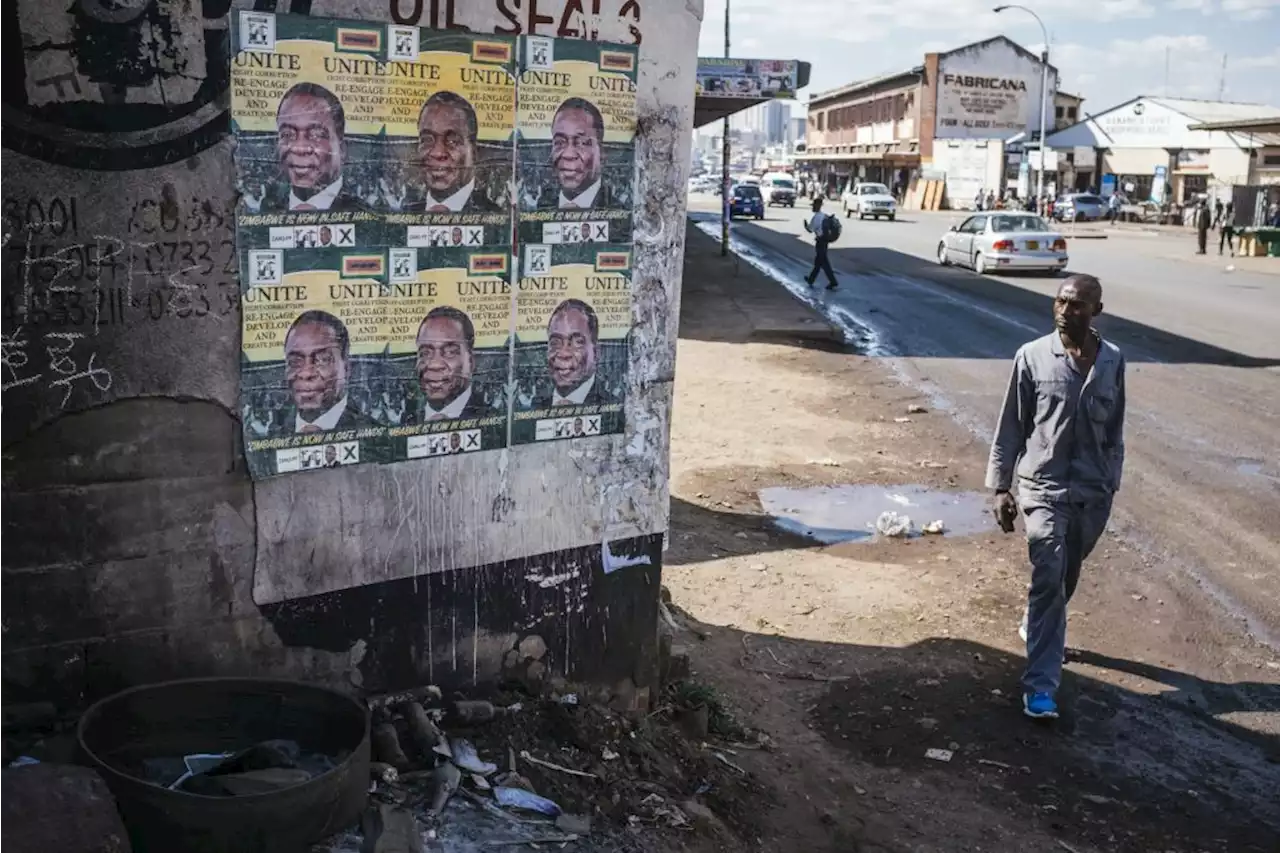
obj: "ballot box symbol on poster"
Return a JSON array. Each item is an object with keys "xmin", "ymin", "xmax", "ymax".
[
  {"xmin": 388, "ymin": 24, "xmax": 420, "ymax": 61},
  {"xmin": 543, "ymin": 221, "xmax": 609, "ymax": 244},
  {"xmin": 249, "ymin": 250, "xmax": 283, "ymax": 285},
  {"xmin": 390, "ymin": 248, "xmax": 417, "ymax": 283},
  {"xmin": 240, "ymin": 11, "xmax": 275, "ymax": 52},
  {"xmin": 524, "ymin": 244, "xmax": 551, "ymax": 276},
  {"xmin": 526, "ymin": 37, "xmax": 554, "ymax": 71},
  {"xmin": 271, "ymin": 224, "xmax": 358, "ymax": 249}
]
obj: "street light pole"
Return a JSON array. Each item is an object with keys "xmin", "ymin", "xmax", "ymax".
[
  {"xmin": 995, "ymin": 5, "xmax": 1050, "ymax": 208},
  {"xmin": 721, "ymin": 0, "xmax": 731, "ymax": 256}
]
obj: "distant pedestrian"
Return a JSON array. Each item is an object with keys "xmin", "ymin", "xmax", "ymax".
[
  {"xmin": 1107, "ymin": 193, "xmax": 1121, "ymax": 223},
  {"xmin": 1219, "ymin": 200, "xmax": 1236, "ymax": 257},
  {"xmin": 986, "ymin": 190, "xmax": 996, "ymax": 211},
  {"xmin": 975, "ymin": 189, "xmax": 986, "ymax": 211},
  {"xmin": 1212, "ymin": 198, "xmax": 1224, "ymax": 228},
  {"xmin": 803, "ymin": 197, "xmax": 839, "ymax": 290},
  {"xmin": 1194, "ymin": 200, "xmax": 1211, "ymax": 254},
  {"xmin": 987, "ymin": 274, "xmax": 1126, "ymax": 721}
]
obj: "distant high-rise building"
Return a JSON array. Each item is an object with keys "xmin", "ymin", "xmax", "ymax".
[
  {"xmin": 763, "ymin": 101, "xmax": 791, "ymax": 145},
  {"xmin": 790, "ymin": 116, "xmax": 807, "ymax": 145}
]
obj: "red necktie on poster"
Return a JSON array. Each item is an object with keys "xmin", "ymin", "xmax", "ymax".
[
  {"xmin": 299, "ymin": 424, "xmax": 323, "ymax": 434},
  {"xmin": 294, "ymin": 203, "xmax": 318, "ymax": 211},
  {"xmin": 428, "ymin": 204, "xmax": 449, "ymax": 212},
  {"xmin": 427, "ymin": 413, "xmax": 448, "ymax": 421}
]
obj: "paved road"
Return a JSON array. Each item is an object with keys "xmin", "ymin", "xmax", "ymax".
[{"xmin": 688, "ymin": 195, "xmax": 1280, "ymax": 655}]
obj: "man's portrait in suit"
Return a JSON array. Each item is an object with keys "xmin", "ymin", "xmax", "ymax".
[
  {"xmin": 411, "ymin": 92, "xmax": 500, "ymax": 213},
  {"xmin": 416, "ymin": 306, "xmax": 487, "ymax": 420},
  {"xmin": 537, "ymin": 98, "xmax": 614, "ymax": 211},
  {"xmin": 283, "ymin": 310, "xmax": 375, "ymax": 433},
  {"xmin": 538, "ymin": 298, "xmax": 619, "ymax": 407},
  {"xmin": 257, "ymin": 83, "xmax": 366, "ymax": 213}
]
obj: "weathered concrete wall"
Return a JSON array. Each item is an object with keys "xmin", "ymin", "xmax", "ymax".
[{"xmin": 2, "ymin": 0, "xmax": 699, "ymax": 708}]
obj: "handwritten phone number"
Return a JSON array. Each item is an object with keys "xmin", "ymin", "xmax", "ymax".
[
  {"xmin": 5, "ymin": 238, "xmax": 238, "ymax": 288},
  {"xmin": 3, "ymin": 282, "xmax": 240, "ymax": 329}
]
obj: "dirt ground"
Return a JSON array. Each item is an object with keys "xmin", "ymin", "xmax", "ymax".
[{"xmin": 660, "ymin": 226, "xmax": 1280, "ymax": 853}]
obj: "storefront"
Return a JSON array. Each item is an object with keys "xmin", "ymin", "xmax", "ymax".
[{"xmin": 1045, "ymin": 96, "xmax": 1279, "ymax": 205}]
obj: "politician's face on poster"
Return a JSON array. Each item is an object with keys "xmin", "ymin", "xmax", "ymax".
[
  {"xmin": 285, "ymin": 311, "xmax": 348, "ymax": 416},
  {"xmin": 546, "ymin": 297, "xmax": 598, "ymax": 399},
  {"xmin": 276, "ymin": 85, "xmax": 346, "ymax": 197},
  {"xmin": 516, "ymin": 38, "xmax": 637, "ymax": 244},
  {"xmin": 415, "ymin": 307, "xmax": 475, "ymax": 411}
]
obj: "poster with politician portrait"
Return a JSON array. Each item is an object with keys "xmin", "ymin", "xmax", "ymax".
[
  {"xmin": 238, "ymin": 247, "xmax": 391, "ymax": 479},
  {"xmin": 511, "ymin": 241, "xmax": 629, "ymax": 445},
  {"xmin": 382, "ymin": 245, "xmax": 511, "ymax": 461},
  {"xmin": 516, "ymin": 37, "xmax": 637, "ymax": 247},
  {"xmin": 230, "ymin": 10, "xmax": 421, "ymax": 219},
  {"xmin": 380, "ymin": 30, "xmax": 517, "ymax": 248}
]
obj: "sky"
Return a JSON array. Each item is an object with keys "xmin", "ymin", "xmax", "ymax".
[{"xmin": 696, "ymin": 0, "xmax": 1280, "ymax": 114}]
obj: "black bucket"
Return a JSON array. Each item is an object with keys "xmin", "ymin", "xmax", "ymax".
[{"xmin": 77, "ymin": 677, "xmax": 369, "ymax": 853}]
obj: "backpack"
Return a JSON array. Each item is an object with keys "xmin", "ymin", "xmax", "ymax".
[{"xmin": 821, "ymin": 213, "xmax": 842, "ymax": 243}]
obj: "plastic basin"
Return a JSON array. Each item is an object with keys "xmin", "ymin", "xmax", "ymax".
[{"xmin": 77, "ymin": 677, "xmax": 369, "ymax": 853}]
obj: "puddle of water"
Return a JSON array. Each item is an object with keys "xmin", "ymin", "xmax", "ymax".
[{"xmin": 758, "ymin": 484, "xmax": 995, "ymax": 544}]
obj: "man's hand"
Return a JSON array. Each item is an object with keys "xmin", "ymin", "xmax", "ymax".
[{"xmin": 994, "ymin": 490, "xmax": 1018, "ymax": 533}]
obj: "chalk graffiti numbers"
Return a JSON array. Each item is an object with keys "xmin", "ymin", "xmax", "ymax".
[{"xmin": 44, "ymin": 331, "xmax": 113, "ymax": 408}]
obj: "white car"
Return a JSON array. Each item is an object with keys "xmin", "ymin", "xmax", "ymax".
[
  {"xmin": 842, "ymin": 182, "xmax": 897, "ymax": 221},
  {"xmin": 936, "ymin": 212, "xmax": 1068, "ymax": 275}
]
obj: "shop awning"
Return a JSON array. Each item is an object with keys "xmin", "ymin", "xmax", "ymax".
[{"xmin": 1186, "ymin": 116, "xmax": 1280, "ymax": 146}]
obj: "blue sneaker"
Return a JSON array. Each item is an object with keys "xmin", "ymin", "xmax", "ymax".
[{"xmin": 1023, "ymin": 692, "xmax": 1059, "ymax": 719}]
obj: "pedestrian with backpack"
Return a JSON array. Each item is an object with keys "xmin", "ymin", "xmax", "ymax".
[{"xmin": 803, "ymin": 197, "xmax": 840, "ymax": 290}]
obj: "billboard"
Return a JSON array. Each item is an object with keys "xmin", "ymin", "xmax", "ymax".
[{"xmin": 695, "ymin": 58, "xmax": 798, "ymax": 99}]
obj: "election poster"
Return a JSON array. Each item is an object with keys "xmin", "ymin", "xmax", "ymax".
[
  {"xmin": 516, "ymin": 37, "xmax": 637, "ymax": 246},
  {"xmin": 231, "ymin": 11, "xmax": 638, "ymax": 476},
  {"xmin": 381, "ymin": 29, "xmax": 517, "ymax": 243},
  {"xmin": 511, "ymin": 241, "xmax": 629, "ymax": 445},
  {"xmin": 384, "ymin": 246, "xmax": 512, "ymax": 460},
  {"xmin": 238, "ymin": 248, "xmax": 389, "ymax": 479}
]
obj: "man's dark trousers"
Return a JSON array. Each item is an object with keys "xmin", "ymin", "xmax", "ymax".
[
  {"xmin": 1196, "ymin": 227, "xmax": 1208, "ymax": 254},
  {"xmin": 807, "ymin": 238, "xmax": 837, "ymax": 287}
]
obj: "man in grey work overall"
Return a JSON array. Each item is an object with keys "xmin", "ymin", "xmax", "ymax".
[{"xmin": 986, "ymin": 274, "xmax": 1126, "ymax": 720}]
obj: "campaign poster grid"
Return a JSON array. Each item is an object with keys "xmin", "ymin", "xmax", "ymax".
[
  {"xmin": 513, "ymin": 37, "xmax": 636, "ymax": 445},
  {"xmin": 231, "ymin": 13, "xmax": 635, "ymax": 478},
  {"xmin": 511, "ymin": 242, "xmax": 630, "ymax": 445}
]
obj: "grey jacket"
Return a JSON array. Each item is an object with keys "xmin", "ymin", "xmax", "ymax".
[{"xmin": 986, "ymin": 331, "xmax": 1126, "ymax": 504}]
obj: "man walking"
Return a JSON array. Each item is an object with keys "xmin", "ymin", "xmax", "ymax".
[
  {"xmin": 986, "ymin": 274, "xmax": 1126, "ymax": 720},
  {"xmin": 1194, "ymin": 199, "xmax": 1211, "ymax": 254},
  {"xmin": 803, "ymin": 197, "xmax": 839, "ymax": 290},
  {"xmin": 1219, "ymin": 200, "xmax": 1236, "ymax": 257}
]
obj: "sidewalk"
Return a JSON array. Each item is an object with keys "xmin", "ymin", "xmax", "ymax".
[{"xmin": 681, "ymin": 224, "xmax": 842, "ymax": 345}]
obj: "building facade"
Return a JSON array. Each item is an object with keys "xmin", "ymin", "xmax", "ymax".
[
  {"xmin": 801, "ymin": 36, "xmax": 1058, "ymax": 207},
  {"xmin": 1045, "ymin": 96, "xmax": 1280, "ymax": 205}
]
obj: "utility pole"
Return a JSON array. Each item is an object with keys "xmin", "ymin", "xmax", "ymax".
[
  {"xmin": 1218, "ymin": 53, "xmax": 1228, "ymax": 100},
  {"xmin": 1164, "ymin": 47, "xmax": 1170, "ymax": 97},
  {"xmin": 721, "ymin": 0, "xmax": 731, "ymax": 256},
  {"xmin": 994, "ymin": 5, "xmax": 1050, "ymax": 208}
]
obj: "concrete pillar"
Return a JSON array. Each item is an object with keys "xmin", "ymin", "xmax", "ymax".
[{"xmin": 2, "ymin": 0, "xmax": 697, "ymax": 707}]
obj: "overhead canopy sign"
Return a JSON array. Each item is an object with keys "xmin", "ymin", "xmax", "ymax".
[{"xmin": 696, "ymin": 58, "xmax": 798, "ymax": 99}]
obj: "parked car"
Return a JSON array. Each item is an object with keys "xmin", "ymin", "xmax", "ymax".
[
  {"xmin": 729, "ymin": 183, "xmax": 765, "ymax": 219},
  {"xmin": 936, "ymin": 213, "xmax": 1068, "ymax": 275},
  {"xmin": 761, "ymin": 173, "xmax": 797, "ymax": 207},
  {"xmin": 1053, "ymin": 193, "xmax": 1106, "ymax": 222},
  {"xmin": 842, "ymin": 182, "xmax": 897, "ymax": 221}
]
